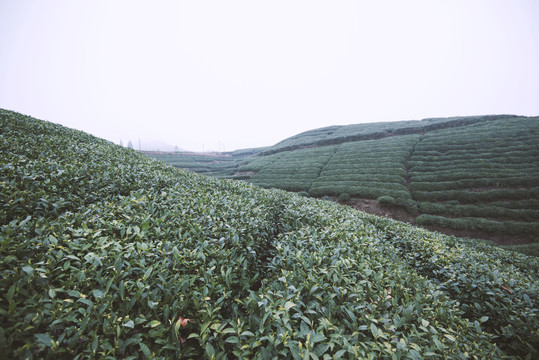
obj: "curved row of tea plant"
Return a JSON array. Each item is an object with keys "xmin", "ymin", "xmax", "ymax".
[
  {"xmin": 249, "ymin": 135, "xmax": 416, "ymax": 200},
  {"xmin": 2, "ymin": 109, "xmax": 538, "ymax": 359},
  {"xmin": 249, "ymin": 146, "xmax": 337, "ymax": 192},
  {"xmin": 415, "ymin": 214, "xmax": 539, "ymax": 239},
  {"xmin": 419, "ymin": 202, "xmax": 539, "ymax": 222},
  {"xmin": 409, "ymin": 117, "xmax": 539, "ymax": 243},
  {"xmin": 143, "ymin": 152, "xmax": 243, "ymax": 177},
  {"xmin": 308, "ymin": 136, "xmax": 416, "ymax": 200},
  {"xmin": 411, "ymin": 188, "xmax": 539, "ymax": 204},
  {"xmin": 237, "ymin": 152, "xmax": 284, "ymax": 173},
  {"xmin": 409, "ymin": 177, "xmax": 538, "ymax": 192}
]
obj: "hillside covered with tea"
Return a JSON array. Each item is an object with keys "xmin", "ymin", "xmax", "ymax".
[
  {"xmin": 149, "ymin": 115, "xmax": 539, "ymax": 252},
  {"xmin": 1, "ymin": 109, "xmax": 538, "ymax": 359}
]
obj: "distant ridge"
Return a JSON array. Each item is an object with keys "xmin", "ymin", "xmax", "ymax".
[{"xmin": 261, "ymin": 115, "xmax": 520, "ymax": 155}]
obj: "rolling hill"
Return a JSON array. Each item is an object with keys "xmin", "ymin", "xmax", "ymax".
[
  {"xmin": 1, "ymin": 109, "xmax": 538, "ymax": 358},
  {"xmin": 148, "ymin": 115, "xmax": 539, "ymax": 254}
]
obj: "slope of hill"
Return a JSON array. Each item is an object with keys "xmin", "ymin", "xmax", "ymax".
[
  {"xmin": 150, "ymin": 115, "xmax": 539, "ymax": 253},
  {"xmin": 1, "ymin": 109, "xmax": 538, "ymax": 358},
  {"xmin": 259, "ymin": 115, "xmax": 519, "ymax": 155}
]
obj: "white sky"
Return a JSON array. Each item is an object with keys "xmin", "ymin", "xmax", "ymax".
[{"xmin": 1, "ymin": 0, "xmax": 538, "ymax": 151}]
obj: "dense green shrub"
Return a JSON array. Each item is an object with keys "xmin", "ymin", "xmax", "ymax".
[
  {"xmin": 249, "ymin": 146, "xmax": 337, "ymax": 192},
  {"xmin": 410, "ymin": 170, "xmax": 539, "ymax": 183},
  {"xmin": 412, "ymin": 188, "xmax": 539, "ymax": 203},
  {"xmin": 377, "ymin": 196, "xmax": 419, "ymax": 214},
  {"xmin": 416, "ymin": 214, "xmax": 539, "ymax": 239},
  {"xmin": 338, "ymin": 192, "xmax": 351, "ymax": 203},
  {"xmin": 501, "ymin": 243, "xmax": 539, "ymax": 258},
  {"xmin": 419, "ymin": 202, "xmax": 539, "ymax": 221},
  {"xmin": 146, "ymin": 153, "xmax": 245, "ymax": 177},
  {"xmin": 410, "ymin": 177, "xmax": 539, "ymax": 192},
  {"xmin": 490, "ymin": 199, "xmax": 539, "ymax": 210},
  {"xmin": 365, "ymin": 214, "xmax": 539, "ymax": 358},
  {"xmin": 237, "ymin": 152, "xmax": 284, "ymax": 172},
  {"xmin": 309, "ymin": 185, "xmax": 411, "ymax": 200}
]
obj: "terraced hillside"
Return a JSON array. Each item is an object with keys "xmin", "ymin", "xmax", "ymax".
[
  {"xmin": 2, "ymin": 109, "xmax": 538, "ymax": 358},
  {"xmin": 151, "ymin": 115, "xmax": 539, "ymax": 252},
  {"xmin": 259, "ymin": 115, "xmax": 518, "ymax": 155},
  {"xmin": 307, "ymin": 135, "xmax": 418, "ymax": 200},
  {"xmin": 409, "ymin": 118, "xmax": 539, "ymax": 243}
]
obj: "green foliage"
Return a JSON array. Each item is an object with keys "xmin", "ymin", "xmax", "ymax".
[
  {"xmin": 416, "ymin": 214, "xmax": 539, "ymax": 239},
  {"xmin": 150, "ymin": 115, "xmax": 538, "ymax": 248},
  {"xmin": 377, "ymin": 196, "xmax": 419, "ymax": 215},
  {"xmin": 412, "ymin": 188, "xmax": 539, "ymax": 204},
  {"xmin": 307, "ymin": 136, "xmax": 415, "ymax": 200},
  {"xmin": 338, "ymin": 193, "xmax": 350, "ymax": 203},
  {"xmin": 146, "ymin": 152, "xmax": 250, "ymax": 178},
  {"xmin": 409, "ymin": 177, "xmax": 538, "ymax": 192},
  {"xmin": 1, "ymin": 109, "xmax": 538, "ymax": 359},
  {"xmin": 237, "ymin": 152, "xmax": 284, "ymax": 173},
  {"xmin": 250, "ymin": 146, "xmax": 338, "ymax": 192},
  {"xmin": 501, "ymin": 243, "xmax": 539, "ymax": 258},
  {"xmin": 420, "ymin": 202, "xmax": 539, "ymax": 222},
  {"xmin": 262, "ymin": 115, "xmax": 518, "ymax": 155},
  {"xmin": 366, "ymin": 214, "xmax": 539, "ymax": 358},
  {"xmin": 245, "ymin": 116, "xmax": 538, "ymax": 248}
]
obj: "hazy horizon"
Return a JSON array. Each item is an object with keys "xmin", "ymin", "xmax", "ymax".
[{"xmin": 1, "ymin": 1, "xmax": 538, "ymax": 151}]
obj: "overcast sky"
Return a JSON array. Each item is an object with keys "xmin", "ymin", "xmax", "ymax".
[{"xmin": 1, "ymin": 1, "xmax": 538, "ymax": 151}]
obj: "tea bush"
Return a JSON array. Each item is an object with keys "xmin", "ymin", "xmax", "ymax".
[
  {"xmin": 416, "ymin": 214, "xmax": 539, "ymax": 239},
  {"xmin": 337, "ymin": 193, "xmax": 350, "ymax": 203},
  {"xmin": 377, "ymin": 196, "xmax": 419, "ymax": 215},
  {"xmin": 412, "ymin": 188, "xmax": 539, "ymax": 204},
  {"xmin": 365, "ymin": 214, "xmax": 539, "ymax": 357},
  {"xmin": 419, "ymin": 202, "xmax": 539, "ymax": 222}
]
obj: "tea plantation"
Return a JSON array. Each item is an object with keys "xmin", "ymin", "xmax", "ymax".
[
  {"xmin": 410, "ymin": 118, "xmax": 539, "ymax": 242},
  {"xmin": 151, "ymin": 115, "xmax": 539, "ymax": 253},
  {"xmin": 143, "ymin": 148, "xmax": 261, "ymax": 179},
  {"xmin": 1, "ymin": 109, "xmax": 538, "ymax": 359}
]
